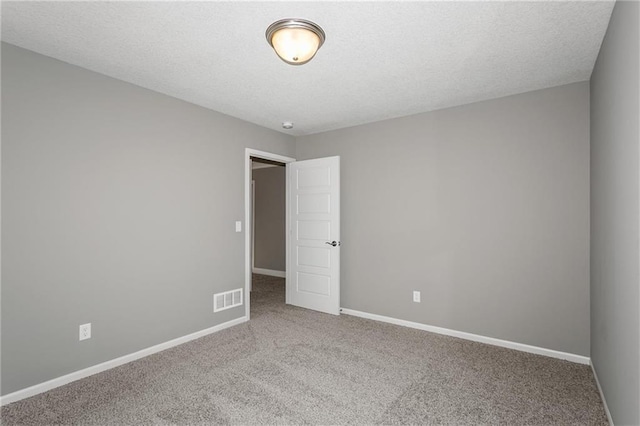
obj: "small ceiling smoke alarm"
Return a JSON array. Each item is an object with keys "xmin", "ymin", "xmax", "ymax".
[{"xmin": 282, "ymin": 122, "xmax": 294, "ymax": 129}]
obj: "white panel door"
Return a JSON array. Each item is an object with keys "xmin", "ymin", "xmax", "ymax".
[{"xmin": 287, "ymin": 156, "xmax": 340, "ymax": 315}]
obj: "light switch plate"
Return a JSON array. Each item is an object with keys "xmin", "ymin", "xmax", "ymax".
[{"xmin": 235, "ymin": 221, "xmax": 242, "ymax": 232}]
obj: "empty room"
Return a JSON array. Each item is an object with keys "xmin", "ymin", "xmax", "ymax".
[{"xmin": 1, "ymin": 1, "xmax": 639, "ymax": 425}]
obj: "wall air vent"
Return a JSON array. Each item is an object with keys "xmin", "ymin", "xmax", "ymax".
[{"xmin": 213, "ymin": 288, "xmax": 243, "ymax": 313}]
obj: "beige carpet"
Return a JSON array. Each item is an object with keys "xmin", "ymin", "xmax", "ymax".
[{"xmin": 2, "ymin": 274, "xmax": 607, "ymax": 425}]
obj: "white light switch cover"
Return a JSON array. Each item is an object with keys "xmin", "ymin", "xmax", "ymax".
[{"xmin": 235, "ymin": 221, "xmax": 242, "ymax": 232}]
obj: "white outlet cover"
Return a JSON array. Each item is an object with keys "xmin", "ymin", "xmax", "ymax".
[
  {"xmin": 79, "ymin": 323, "xmax": 91, "ymax": 341},
  {"xmin": 413, "ymin": 291, "xmax": 421, "ymax": 303},
  {"xmin": 235, "ymin": 221, "xmax": 242, "ymax": 232}
]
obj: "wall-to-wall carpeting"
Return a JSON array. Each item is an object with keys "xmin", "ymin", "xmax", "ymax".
[{"xmin": 1, "ymin": 275, "xmax": 607, "ymax": 425}]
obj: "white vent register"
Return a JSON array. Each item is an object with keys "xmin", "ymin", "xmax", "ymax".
[{"xmin": 213, "ymin": 288, "xmax": 243, "ymax": 312}]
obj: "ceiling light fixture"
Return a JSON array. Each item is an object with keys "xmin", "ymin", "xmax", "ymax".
[{"xmin": 266, "ymin": 18, "xmax": 325, "ymax": 65}]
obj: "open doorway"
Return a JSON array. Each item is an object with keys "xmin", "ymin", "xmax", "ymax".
[
  {"xmin": 244, "ymin": 149, "xmax": 341, "ymax": 320},
  {"xmin": 250, "ymin": 157, "xmax": 286, "ymax": 315},
  {"xmin": 244, "ymin": 149, "xmax": 295, "ymax": 320},
  {"xmin": 251, "ymin": 158, "xmax": 286, "ymax": 278}
]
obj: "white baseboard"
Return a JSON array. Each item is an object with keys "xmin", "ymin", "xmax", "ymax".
[
  {"xmin": 252, "ymin": 268, "xmax": 286, "ymax": 278},
  {"xmin": 0, "ymin": 316, "xmax": 248, "ymax": 406},
  {"xmin": 590, "ymin": 360, "xmax": 614, "ymax": 425},
  {"xmin": 340, "ymin": 308, "xmax": 590, "ymax": 365}
]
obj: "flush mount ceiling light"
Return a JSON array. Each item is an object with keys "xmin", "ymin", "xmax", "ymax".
[{"xmin": 266, "ymin": 18, "xmax": 325, "ymax": 65}]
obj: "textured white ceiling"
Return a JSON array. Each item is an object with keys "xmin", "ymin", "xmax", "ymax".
[{"xmin": 1, "ymin": 1, "xmax": 614, "ymax": 136}]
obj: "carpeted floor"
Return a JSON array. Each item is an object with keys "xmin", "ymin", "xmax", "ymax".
[{"xmin": 2, "ymin": 274, "xmax": 607, "ymax": 425}]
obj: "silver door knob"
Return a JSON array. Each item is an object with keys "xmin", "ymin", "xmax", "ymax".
[{"xmin": 325, "ymin": 241, "xmax": 340, "ymax": 247}]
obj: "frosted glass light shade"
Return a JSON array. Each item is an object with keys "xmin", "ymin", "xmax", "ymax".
[{"xmin": 266, "ymin": 19, "xmax": 325, "ymax": 65}]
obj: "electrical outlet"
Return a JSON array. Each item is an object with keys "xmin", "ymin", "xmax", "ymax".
[
  {"xmin": 235, "ymin": 221, "xmax": 242, "ymax": 232},
  {"xmin": 79, "ymin": 323, "xmax": 91, "ymax": 341},
  {"xmin": 413, "ymin": 291, "xmax": 421, "ymax": 303}
]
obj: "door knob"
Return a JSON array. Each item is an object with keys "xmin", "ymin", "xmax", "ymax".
[{"xmin": 325, "ymin": 241, "xmax": 340, "ymax": 247}]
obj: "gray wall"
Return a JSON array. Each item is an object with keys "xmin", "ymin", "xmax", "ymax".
[
  {"xmin": 252, "ymin": 166, "xmax": 286, "ymax": 272},
  {"xmin": 297, "ymin": 82, "xmax": 591, "ymax": 356},
  {"xmin": 1, "ymin": 43, "xmax": 296, "ymax": 395},
  {"xmin": 590, "ymin": 1, "xmax": 640, "ymax": 424}
]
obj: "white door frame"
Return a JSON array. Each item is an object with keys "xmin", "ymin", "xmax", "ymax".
[{"xmin": 244, "ymin": 148, "xmax": 295, "ymax": 320}]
